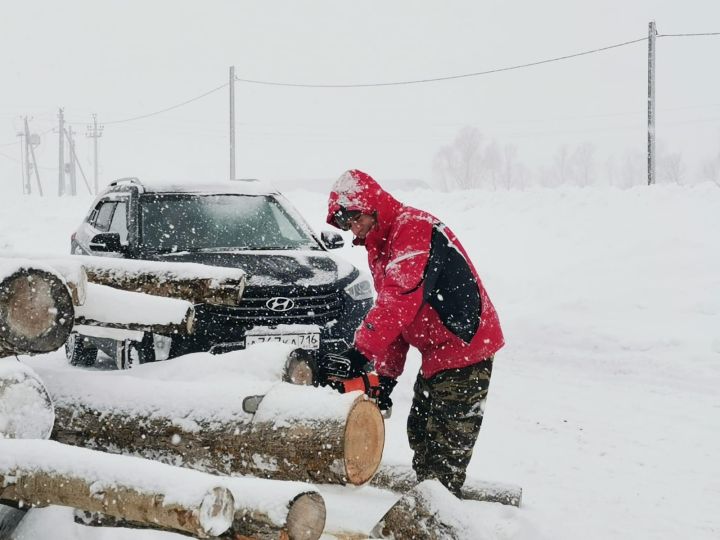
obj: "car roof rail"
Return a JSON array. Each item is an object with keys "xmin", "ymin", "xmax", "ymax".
[{"xmin": 109, "ymin": 177, "xmax": 144, "ymax": 191}]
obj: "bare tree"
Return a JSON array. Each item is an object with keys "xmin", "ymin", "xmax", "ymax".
[
  {"xmin": 498, "ymin": 144, "xmax": 525, "ymax": 190},
  {"xmin": 572, "ymin": 143, "xmax": 596, "ymax": 187},
  {"xmin": 432, "ymin": 126, "xmax": 486, "ymax": 190}
]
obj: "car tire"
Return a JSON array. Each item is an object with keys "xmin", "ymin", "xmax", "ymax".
[
  {"xmin": 117, "ymin": 334, "xmax": 156, "ymax": 370},
  {"xmin": 65, "ymin": 333, "xmax": 98, "ymax": 367}
]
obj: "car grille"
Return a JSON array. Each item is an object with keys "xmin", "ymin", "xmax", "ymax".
[{"xmin": 208, "ymin": 289, "xmax": 345, "ymax": 324}]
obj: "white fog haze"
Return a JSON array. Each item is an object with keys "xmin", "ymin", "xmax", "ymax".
[
  {"xmin": 1, "ymin": 2, "xmax": 719, "ymax": 540},
  {"xmin": 2, "ymin": 0, "xmax": 720, "ymax": 190}
]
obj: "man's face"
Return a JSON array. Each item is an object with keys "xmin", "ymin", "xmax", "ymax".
[{"xmin": 349, "ymin": 213, "xmax": 376, "ymax": 239}]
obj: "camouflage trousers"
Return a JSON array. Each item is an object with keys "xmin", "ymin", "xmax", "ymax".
[{"xmin": 407, "ymin": 358, "xmax": 493, "ymax": 496}]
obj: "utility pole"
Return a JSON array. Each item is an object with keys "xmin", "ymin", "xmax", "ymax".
[
  {"xmin": 58, "ymin": 108, "xmax": 66, "ymax": 195},
  {"xmin": 86, "ymin": 114, "xmax": 103, "ymax": 194},
  {"xmin": 66, "ymin": 125, "xmax": 77, "ymax": 195},
  {"xmin": 17, "ymin": 125, "xmax": 29, "ymax": 194},
  {"xmin": 24, "ymin": 117, "xmax": 43, "ymax": 196},
  {"xmin": 67, "ymin": 127, "xmax": 93, "ymax": 195},
  {"xmin": 229, "ymin": 65, "xmax": 236, "ymax": 181},
  {"xmin": 647, "ymin": 21, "xmax": 657, "ymax": 186}
]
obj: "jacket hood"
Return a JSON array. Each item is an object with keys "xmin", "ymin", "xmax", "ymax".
[{"xmin": 326, "ymin": 169, "xmax": 403, "ymax": 245}]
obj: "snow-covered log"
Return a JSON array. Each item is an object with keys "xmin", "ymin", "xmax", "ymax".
[
  {"xmin": 73, "ymin": 283, "xmax": 195, "ymax": 335},
  {"xmin": 0, "ymin": 439, "xmax": 235, "ymax": 538},
  {"xmin": 73, "ymin": 255, "xmax": 247, "ymax": 306},
  {"xmin": 75, "ymin": 478, "xmax": 326, "ymax": 540},
  {"xmin": 0, "ymin": 261, "xmax": 74, "ymax": 358},
  {"xmin": 49, "ymin": 378, "xmax": 384, "ymax": 486},
  {"xmin": 371, "ymin": 480, "xmax": 469, "ymax": 540},
  {"xmin": 221, "ymin": 477, "xmax": 326, "ymax": 540},
  {"xmin": 370, "ymin": 463, "xmax": 522, "ymax": 507},
  {"xmin": 0, "ymin": 358, "xmax": 55, "ymax": 440}
]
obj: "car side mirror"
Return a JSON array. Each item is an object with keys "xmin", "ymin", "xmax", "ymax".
[
  {"xmin": 321, "ymin": 231, "xmax": 345, "ymax": 250},
  {"xmin": 89, "ymin": 232, "xmax": 124, "ymax": 253}
]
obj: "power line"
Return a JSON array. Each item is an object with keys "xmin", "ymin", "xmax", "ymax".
[
  {"xmin": 99, "ymin": 82, "xmax": 229, "ymax": 125},
  {"xmin": 658, "ymin": 32, "xmax": 720, "ymax": 38},
  {"xmin": 234, "ymin": 36, "xmax": 649, "ymax": 88},
  {"xmin": 0, "ymin": 149, "xmax": 20, "ymax": 163}
]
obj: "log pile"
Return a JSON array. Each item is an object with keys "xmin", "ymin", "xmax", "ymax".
[
  {"xmin": 74, "ymin": 282, "xmax": 196, "ymax": 336},
  {"xmin": 370, "ymin": 463, "xmax": 522, "ymax": 507},
  {"xmin": 74, "ymin": 480, "xmax": 326, "ymax": 540},
  {"xmin": 0, "ymin": 439, "xmax": 235, "ymax": 538},
  {"xmin": 49, "ymin": 381, "xmax": 384, "ymax": 486},
  {"xmin": 371, "ymin": 480, "xmax": 469, "ymax": 540},
  {"xmin": 69, "ymin": 255, "xmax": 247, "ymax": 306},
  {"xmin": 0, "ymin": 261, "xmax": 75, "ymax": 358}
]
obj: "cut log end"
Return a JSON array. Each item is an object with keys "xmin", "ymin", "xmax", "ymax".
[
  {"xmin": 0, "ymin": 268, "xmax": 74, "ymax": 356},
  {"xmin": 199, "ymin": 486, "xmax": 236, "ymax": 537},
  {"xmin": 343, "ymin": 398, "xmax": 384, "ymax": 485},
  {"xmin": 285, "ymin": 491, "xmax": 326, "ymax": 540},
  {"xmin": 0, "ymin": 362, "xmax": 55, "ymax": 439}
]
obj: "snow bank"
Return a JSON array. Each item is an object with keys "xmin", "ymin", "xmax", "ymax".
[{"xmin": 4, "ymin": 183, "xmax": 720, "ymax": 539}]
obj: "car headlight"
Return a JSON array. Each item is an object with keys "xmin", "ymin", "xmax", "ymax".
[{"xmin": 345, "ymin": 276, "xmax": 374, "ymax": 300}]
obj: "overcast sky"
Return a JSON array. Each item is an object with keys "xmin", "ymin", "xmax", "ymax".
[{"xmin": 2, "ymin": 0, "xmax": 719, "ymax": 194}]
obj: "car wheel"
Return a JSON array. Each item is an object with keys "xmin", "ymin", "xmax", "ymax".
[
  {"xmin": 116, "ymin": 334, "xmax": 156, "ymax": 370},
  {"xmin": 65, "ymin": 333, "xmax": 98, "ymax": 367}
]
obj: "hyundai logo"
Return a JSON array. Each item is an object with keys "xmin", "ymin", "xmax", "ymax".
[{"xmin": 266, "ymin": 297, "xmax": 295, "ymax": 312}]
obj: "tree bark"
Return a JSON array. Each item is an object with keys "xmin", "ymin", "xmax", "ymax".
[
  {"xmin": 0, "ymin": 359, "xmax": 55, "ymax": 439},
  {"xmin": 74, "ymin": 282, "xmax": 195, "ymax": 335},
  {"xmin": 76, "ymin": 256, "xmax": 247, "ymax": 306},
  {"xmin": 51, "ymin": 383, "xmax": 384, "ymax": 486},
  {"xmin": 0, "ymin": 439, "xmax": 235, "ymax": 539},
  {"xmin": 0, "ymin": 263, "xmax": 74, "ymax": 358},
  {"xmin": 75, "ymin": 489, "xmax": 326, "ymax": 540},
  {"xmin": 370, "ymin": 463, "xmax": 522, "ymax": 507}
]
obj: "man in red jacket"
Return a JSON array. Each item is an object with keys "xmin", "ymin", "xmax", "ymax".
[{"xmin": 325, "ymin": 169, "xmax": 504, "ymax": 496}]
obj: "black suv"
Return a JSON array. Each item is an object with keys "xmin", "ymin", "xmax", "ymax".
[{"xmin": 69, "ymin": 177, "xmax": 373, "ymax": 370}]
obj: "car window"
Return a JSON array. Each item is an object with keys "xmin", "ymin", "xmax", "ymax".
[
  {"xmin": 87, "ymin": 202, "xmax": 102, "ymax": 224},
  {"xmin": 268, "ymin": 202, "xmax": 306, "ymax": 242},
  {"xmin": 94, "ymin": 202, "xmax": 116, "ymax": 232},
  {"xmin": 139, "ymin": 194, "xmax": 319, "ymax": 252},
  {"xmin": 109, "ymin": 200, "xmax": 129, "ymax": 244}
]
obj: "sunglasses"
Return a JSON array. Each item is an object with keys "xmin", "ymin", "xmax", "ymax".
[{"xmin": 333, "ymin": 208, "xmax": 362, "ymax": 231}]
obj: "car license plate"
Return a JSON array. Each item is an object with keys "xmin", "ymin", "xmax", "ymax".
[{"xmin": 245, "ymin": 332, "xmax": 320, "ymax": 350}]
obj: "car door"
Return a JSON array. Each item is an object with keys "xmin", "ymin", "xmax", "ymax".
[{"xmin": 74, "ymin": 199, "xmax": 123, "ymax": 257}]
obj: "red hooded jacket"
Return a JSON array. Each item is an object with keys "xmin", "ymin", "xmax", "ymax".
[{"xmin": 327, "ymin": 170, "xmax": 504, "ymax": 379}]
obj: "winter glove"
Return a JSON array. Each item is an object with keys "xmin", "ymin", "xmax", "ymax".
[
  {"xmin": 374, "ymin": 375, "xmax": 397, "ymax": 412},
  {"xmin": 341, "ymin": 346, "xmax": 373, "ymax": 377}
]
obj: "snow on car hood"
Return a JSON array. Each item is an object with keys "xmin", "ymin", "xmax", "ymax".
[{"xmin": 156, "ymin": 249, "xmax": 357, "ymax": 288}]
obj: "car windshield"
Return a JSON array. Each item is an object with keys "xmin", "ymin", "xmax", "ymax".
[{"xmin": 140, "ymin": 194, "xmax": 320, "ymax": 252}]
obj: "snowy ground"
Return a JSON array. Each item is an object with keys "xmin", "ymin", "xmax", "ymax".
[{"xmin": 2, "ymin": 182, "xmax": 719, "ymax": 539}]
